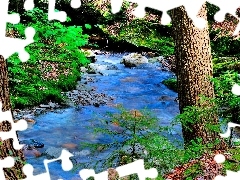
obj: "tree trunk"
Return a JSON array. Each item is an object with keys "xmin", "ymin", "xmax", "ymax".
[
  {"xmin": 0, "ymin": 55, "xmax": 26, "ymax": 179},
  {"xmin": 170, "ymin": 4, "xmax": 226, "ymax": 149}
]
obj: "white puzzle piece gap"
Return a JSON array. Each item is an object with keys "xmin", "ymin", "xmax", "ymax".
[
  {"xmin": 0, "ymin": 102, "xmax": 28, "ymax": 150},
  {"xmin": 0, "ymin": 157, "xmax": 15, "ymax": 180},
  {"xmin": 24, "ymin": 0, "xmax": 35, "ymax": 11},
  {"xmin": 232, "ymin": 84, "xmax": 240, "ymax": 96},
  {"xmin": 70, "ymin": 0, "xmax": 82, "ymax": 9},
  {"xmin": 21, "ymin": 149, "xmax": 74, "ymax": 180},
  {"xmin": 207, "ymin": 0, "xmax": 240, "ymax": 35},
  {"xmin": 111, "ymin": 0, "xmax": 207, "ymax": 28},
  {"xmin": 0, "ymin": 0, "xmax": 35, "ymax": 62},
  {"xmin": 79, "ymin": 159, "xmax": 158, "ymax": 180},
  {"xmin": 48, "ymin": 0, "xmax": 67, "ymax": 22}
]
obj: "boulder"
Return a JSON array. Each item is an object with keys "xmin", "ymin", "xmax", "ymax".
[
  {"xmin": 20, "ymin": 139, "xmax": 44, "ymax": 149},
  {"xmin": 62, "ymin": 143, "xmax": 78, "ymax": 149},
  {"xmin": 43, "ymin": 147, "xmax": 64, "ymax": 159},
  {"xmin": 87, "ymin": 63, "xmax": 118, "ymax": 74},
  {"xmin": 23, "ymin": 149, "xmax": 42, "ymax": 158},
  {"xmin": 120, "ymin": 53, "xmax": 148, "ymax": 67},
  {"xmin": 158, "ymin": 95, "xmax": 174, "ymax": 101},
  {"xmin": 82, "ymin": 49, "xmax": 97, "ymax": 63},
  {"xmin": 80, "ymin": 67, "xmax": 88, "ymax": 73}
]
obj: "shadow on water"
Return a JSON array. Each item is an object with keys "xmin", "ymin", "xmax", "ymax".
[{"xmin": 18, "ymin": 53, "xmax": 182, "ymax": 179}]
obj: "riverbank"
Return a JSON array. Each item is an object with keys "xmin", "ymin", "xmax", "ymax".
[
  {"xmin": 13, "ymin": 50, "xmax": 175, "ymax": 122},
  {"xmin": 17, "ymin": 52, "xmax": 181, "ymax": 179}
]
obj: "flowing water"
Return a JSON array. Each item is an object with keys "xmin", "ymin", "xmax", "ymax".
[{"xmin": 18, "ymin": 53, "xmax": 182, "ymax": 179}]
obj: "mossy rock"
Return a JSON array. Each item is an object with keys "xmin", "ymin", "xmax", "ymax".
[{"xmin": 162, "ymin": 78, "xmax": 177, "ymax": 92}]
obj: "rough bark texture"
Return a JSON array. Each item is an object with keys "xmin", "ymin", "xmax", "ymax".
[
  {"xmin": 170, "ymin": 4, "xmax": 226, "ymax": 149},
  {"xmin": 0, "ymin": 56, "xmax": 26, "ymax": 179}
]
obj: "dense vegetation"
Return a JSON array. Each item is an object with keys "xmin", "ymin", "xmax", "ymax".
[{"xmin": 7, "ymin": 8, "xmax": 90, "ymax": 108}]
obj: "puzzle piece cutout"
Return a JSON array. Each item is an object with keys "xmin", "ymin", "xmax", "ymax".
[
  {"xmin": 21, "ymin": 149, "xmax": 74, "ymax": 180},
  {"xmin": 232, "ymin": 84, "xmax": 240, "ymax": 95},
  {"xmin": 79, "ymin": 159, "xmax": 158, "ymax": 180},
  {"xmin": 214, "ymin": 153, "xmax": 240, "ymax": 179},
  {"xmin": 207, "ymin": 0, "xmax": 240, "ymax": 35},
  {"xmin": 111, "ymin": 0, "xmax": 208, "ymax": 29},
  {"xmin": 0, "ymin": 157, "xmax": 15, "ymax": 180},
  {"xmin": 0, "ymin": 0, "xmax": 82, "ymax": 62},
  {"xmin": 219, "ymin": 122, "xmax": 240, "ymax": 138},
  {"xmin": 24, "ymin": 0, "xmax": 35, "ymax": 11},
  {"xmin": 0, "ymin": 102, "xmax": 28, "ymax": 150},
  {"xmin": 214, "ymin": 122, "xmax": 240, "ymax": 179},
  {"xmin": 0, "ymin": 0, "xmax": 35, "ymax": 62},
  {"xmin": 48, "ymin": 0, "xmax": 82, "ymax": 22}
]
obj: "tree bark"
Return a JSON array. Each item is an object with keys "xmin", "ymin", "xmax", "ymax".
[
  {"xmin": 170, "ymin": 4, "xmax": 226, "ymax": 149},
  {"xmin": 0, "ymin": 55, "xmax": 26, "ymax": 179}
]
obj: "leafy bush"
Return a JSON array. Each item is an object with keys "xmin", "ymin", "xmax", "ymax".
[
  {"xmin": 103, "ymin": 19, "xmax": 174, "ymax": 56},
  {"xmin": 213, "ymin": 57, "xmax": 240, "ymax": 76},
  {"xmin": 211, "ymin": 71, "xmax": 240, "ymax": 124},
  {"xmin": 7, "ymin": 8, "xmax": 90, "ymax": 108},
  {"xmin": 76, "ymin": 105, "xmax": 191, "ymax": 177},
  {"xmin": 210, "ymin": 29, "xmax": 240, "ymax": 57}
]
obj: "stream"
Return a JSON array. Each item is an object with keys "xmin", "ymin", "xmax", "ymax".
[{"xmin": 18, "ymin": 53, "xmax": 182, "ymax": 180}]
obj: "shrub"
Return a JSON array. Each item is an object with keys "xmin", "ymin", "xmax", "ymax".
[
  {"xmin": 76, "ymin": 105, "xmax": 187, "ymax": 177},
  {"xmin": 7, "ymin": 8, "xmax": 90, "ymax": 108}
]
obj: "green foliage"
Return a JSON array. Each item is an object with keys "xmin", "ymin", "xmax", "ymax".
[
  {"xmin": 221, "ymin": 148, "xmax": 240, "ymax": 175},
  {"xmin": 76, "ymin": 105, "xmax": 186, "ymax": 177},
  {"xmin": 84, "ymin": 24, "xmax": 92, "ymax": 30},
  {"xmin": 206, "ymin": 3, "xmax": 220, "ymax": 23},
  {"xmin": 76, "ymin": 105, "xmax": 230, "ymax": 178},
  {"xmin": 118, "ymin": 20, "xmax": 174, "ymax": 56},
  {"xmin": 162, "ymin": 78, "xmax": 177, "ymax": 92},
  {"xmin": 7, "ymin": 8, "xmax": 89, "ymax": 108},
  {"xmin": 213, "ymin": 57, "xmax": 240, "ymax": 76},
  {"xmin": 210, "ymin": 30, "xmax": 240, "ymax": 57},
  {"xmin": 183, "ymin": 162, "xmax": 203, "ymax": 180},
  {"xmin": 99, "ymin": 19, "xmax": 174, "ymax": 56},
  {"xmin": 211, "ymin": 71, "xmax": 240, "ymax": 124},
  {"xmin": 174, "ymin": 96, "xmax": 221, "ymax": 134}
]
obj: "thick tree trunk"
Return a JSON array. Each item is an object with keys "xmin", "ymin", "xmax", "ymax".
[
  {"xmin": 0, "ymin": 56, "xmax": 26, "ymax": 179},
  {"xmin": 170, "ymin": 4, "xmax": 226, "ymax": 149}
]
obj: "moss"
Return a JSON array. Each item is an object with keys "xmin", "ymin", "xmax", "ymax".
[{"xmin": 162, "ymin": 78, "xmax": 178, "ymax": 92}]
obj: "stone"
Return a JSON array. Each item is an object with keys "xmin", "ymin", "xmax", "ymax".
[
  {"xmin": 26, "ymin": 119, "xmax": 36, "ymax": 124},
  {"xmin": 93, "ymin": 102, "xmax": 100, "ymax": 107},
  {"xmin": 44, "ymin": 147, "xmax": 63, "ymax": 159},
  {"xmin": 80, "ymin": 67, "xmax": 88, "ymax": 73},
  {"xmin": 158, "ymin": 95, "xmax": 174, "ymax": 101},
  {"xmin": 146, "ymin": 52, "xmax": 156, "ymax": 57},
  {"xmin": 23, "ymin": 113, "xmax": 34, "ymax": 119},
  {"xmin": 35, "ymin": 108, "xmax": 46, "ymax": 115},
  {"xmin": 49, "ymin": 102, "xmax": 58, "ymax": 108},
  {"xmin": 39, "ymin": 104, "xmax": 51, "ymax": 108},
  {"xmin": 122, "ymin": 143, "xmax": 147, "ymax": 157},
  {"xmin": 97, "ymin": 145, "xmax": 105, "ymax": 152},
  {"xmin": 120, "ymin": 53, "xmax": 148, "ymax": 67},
  {"xmin": 23, "ymin": 149, "xmax": 42, "ymax": 158},
  {"xmin": 62, "ymin": 143, "xmax": 78, "ymax": 149},
  {"xmin": 20, "ymin": 139, "xmax": 44, "ymax": 149},
  {"xmin": 74, "ymin": 149, "xmax": 90, "ymax": 156},
  {"xmin": 82, "ymin": 49, "xmax": 97, "ymax": 63}
]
